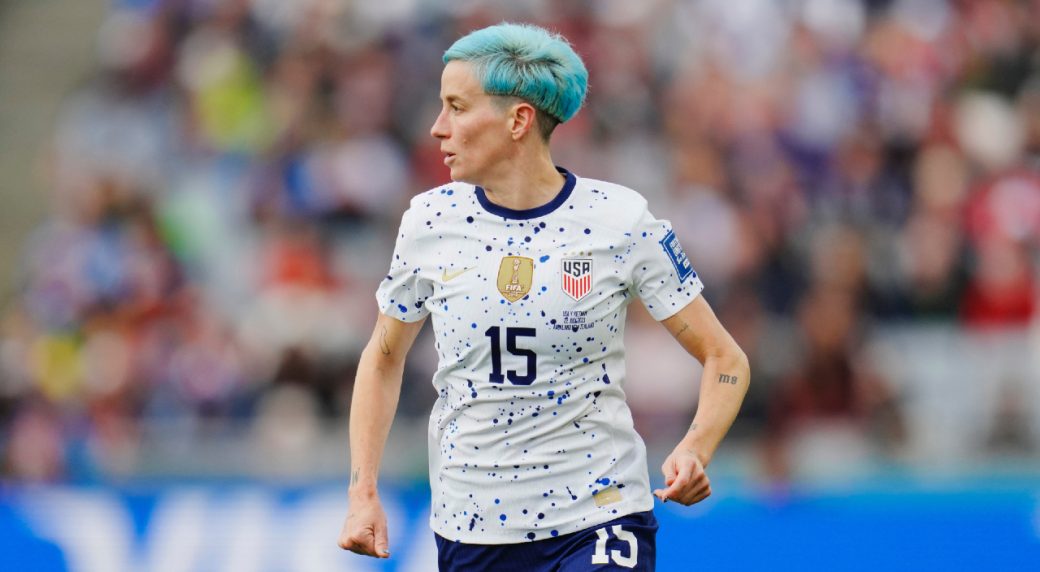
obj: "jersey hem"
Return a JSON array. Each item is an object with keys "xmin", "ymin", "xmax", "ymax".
[{"xmin": 429, "ymin": 497, "xmax": 655, "ymax": 545}]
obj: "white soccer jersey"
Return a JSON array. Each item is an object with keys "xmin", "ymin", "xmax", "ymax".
[{"xmin": 376, "ymin": 168, "xmax": 704, "ymax": 544}]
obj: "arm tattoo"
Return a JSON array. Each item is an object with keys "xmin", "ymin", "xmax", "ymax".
[
  {"xmin": 673, "ymin": 320, "xmax": 690, "ymax": 338},
  {"xmin": 718, "ymin": 374, "xmax": 738, "ymax": 385},
  {"xmin": 379, "ymin": 326, "xmax": 391, "ymax": 355},
  {"xmin": 350, "ymin": 468, "xmax": 360, "ymax": 487},
  {"xmin": 688, "ymin": 421, "xmax": 698, "ymax": 433}
]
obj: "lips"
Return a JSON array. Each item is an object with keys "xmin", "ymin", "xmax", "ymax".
[{"xmin": 443, "ymin": 152, "xmax": 456, "ymax": 165}]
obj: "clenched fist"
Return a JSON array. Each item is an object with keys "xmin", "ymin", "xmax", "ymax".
[
  {"xmin": 338, "ymin": 494, "xmax": 390, "ymax": 558},
  {"xmin": 652, "ymin": 447, "xmax": 712, "ymax": 506}
]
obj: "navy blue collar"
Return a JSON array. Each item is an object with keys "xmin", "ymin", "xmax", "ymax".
[{"xmin": 475, "ymin": 167, "xmax": 576, "ymax": 220}]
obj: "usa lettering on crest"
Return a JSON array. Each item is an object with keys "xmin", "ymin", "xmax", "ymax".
[{"xmin": 561, "ymin": 258, "xmax": 593, "ymax": 301}]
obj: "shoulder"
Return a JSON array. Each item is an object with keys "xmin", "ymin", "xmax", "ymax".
[
  {"xmin": 398, "ymin": 181, "xmax": 477, "ymax": 231},
  {"xmin": 575, "ymin": 176, "xmax": 650, "ymax": 209},
  {"xmin": 408, "ymin": 181, "xmax": 475, "ymax": 211},
  {"xmin": 572, "ymin": 175, "xmax": 652, "ymax": 231}
]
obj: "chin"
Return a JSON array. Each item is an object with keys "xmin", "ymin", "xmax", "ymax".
[{"xmin": 448, "ymin": 167, "xmax": 475, "ymax": 185}]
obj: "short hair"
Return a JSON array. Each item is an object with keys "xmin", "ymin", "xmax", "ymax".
[{"xmin": 443, "ymin": 23, "xmax": 588, "ymax": 140}]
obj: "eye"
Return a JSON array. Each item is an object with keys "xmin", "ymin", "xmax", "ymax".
[{"xmin": 450, "ymin": 103, "xmax": 462, "ymax": 113}]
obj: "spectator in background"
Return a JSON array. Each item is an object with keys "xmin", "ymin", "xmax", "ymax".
[{"xmin": 763, "ymin": 285, "xmax": 904, "ymax": 481}]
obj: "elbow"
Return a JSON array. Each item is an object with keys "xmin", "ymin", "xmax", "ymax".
[
  {"xmin": 736, "ymin": 345, "xmax": 750, "ymax": 373},
  {"xmin": 705, "ymin": 341, "xmax": 750, "ymax": 387},
  {"xmin": 360, "ymin": 341, "xmax": 406, "ymax": 376},
  {"xmin": 739, "ymin": 350, "xmax": 751, "ymax": 387},
  {"xmin": 727, "ymin": 343, "xmax": 751, "ymax": 386}
]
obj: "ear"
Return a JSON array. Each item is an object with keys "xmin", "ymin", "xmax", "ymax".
[{"xmin": 509, "ymin": 102, "xmax": 538, "ymax": 141}]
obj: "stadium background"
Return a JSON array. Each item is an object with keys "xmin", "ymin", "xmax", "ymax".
[{"xmin": 1, "ymin": 0, "xmax": 1039, "ymax": 569}]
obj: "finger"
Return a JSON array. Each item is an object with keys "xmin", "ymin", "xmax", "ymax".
[
  {"xmin": 687, "ymin": 488, "xmax": 711, "ymax": 505},
  {"xmin": 659, "ymin": 462, "xmax": 694, "ymax": 501},
  {"xmin": 654, "ymin": 457, "xmax": 678, "ymax": 501},
  {"xmin": 348, "ymin": 530, "xmax": 377, "ymax": 556},
  {"xmin": 337, "ymin": 530, "xmax": 361, "ymax": 552},
  {"xmin": 660, "ymin": 457, "xmax": 677, "ymax": 483},
  {"xmin": 339, "ymin": 537, "xmax": 367, "ymax": 555},
  {"xmin": 679, "ymin": 482, "xmax": 712, "ymax": 506},
  {"xmin": 694, "ymin": 485, "xmax": 712, "ymax": 503},
  {"xmin": 686, "ymin": 471, "xmax": 709, "ymax": 492},
  {"xmin": 375, "ymin": 521, "xmax": 390, "ymax": 558}
]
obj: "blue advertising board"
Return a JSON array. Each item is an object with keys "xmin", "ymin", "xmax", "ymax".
[{"xmin": 2, "ymin": 479, "xmax": 1038, "ymax": 571}]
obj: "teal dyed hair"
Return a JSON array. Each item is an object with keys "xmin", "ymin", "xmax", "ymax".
[{"xmin": 443, "ymin": 23, "xmax": 588, "ymax": 131}]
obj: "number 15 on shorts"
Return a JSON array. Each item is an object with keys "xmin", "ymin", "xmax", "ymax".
[{"xmin": 592, "ymin": 525, "xmax": 638, "ymax": 568}]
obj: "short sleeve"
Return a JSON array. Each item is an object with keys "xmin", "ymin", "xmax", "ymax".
[
  {"xmin": 627, "ymin": 208, "xmax": 704, "ymax": 320},
  {"xmin": 376, "ymin": 208, "xmax": 433, "ymax": 322}
]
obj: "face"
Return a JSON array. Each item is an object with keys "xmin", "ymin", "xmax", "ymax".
[{"xmin": 430, "ymin": 61, "xmax": 515, "ymax": 185}]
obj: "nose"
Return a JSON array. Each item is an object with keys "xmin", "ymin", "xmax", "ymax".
[{"xmin": 430, "ymin": 107, "xmax": 449, "ymax": 140}]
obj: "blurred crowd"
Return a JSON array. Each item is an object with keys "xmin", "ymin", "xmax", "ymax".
[{"xmin": 2, "ymin": 0, "xmax": 1040, "ymax": 483}]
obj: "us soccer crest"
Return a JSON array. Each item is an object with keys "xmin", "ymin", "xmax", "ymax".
[
  {"xmin": 497, "ymin": 256, "xmax": 534, "ymax": 302},
  {"xmin": 561, "ymin": 258, "xmax": 593, "ymax": 301}
]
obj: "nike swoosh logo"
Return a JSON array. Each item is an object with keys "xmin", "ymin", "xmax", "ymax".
[{"xmin": 442, "ymin": 267, "xmax": 475, "ymax": 282}]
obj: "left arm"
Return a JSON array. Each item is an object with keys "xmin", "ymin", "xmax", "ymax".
[{"xmin": 652, "ymin": 295, "xmax": 750, "ymax": 505}]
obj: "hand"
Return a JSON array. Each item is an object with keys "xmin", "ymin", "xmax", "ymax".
[
  {"xmin": 338, "ymin": 493, "xmax": 390, "ymax": 558},
  {"xmin": 653, "ymin": 447, "xmax": 711, "ymax": 506}
]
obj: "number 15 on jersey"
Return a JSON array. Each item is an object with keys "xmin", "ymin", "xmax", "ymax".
[{"xmin": 484, "ymin": 326, "xmax": 537, "ymax": 385}]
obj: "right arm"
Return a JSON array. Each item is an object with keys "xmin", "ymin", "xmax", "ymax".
[{"xmin": 338, "ymin": 311, "xmax": 427, "ymax": 558}]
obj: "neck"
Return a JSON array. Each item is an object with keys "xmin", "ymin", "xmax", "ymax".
[{"xmin": 479, "ymin": 148, "xmax": 564, "ymax": 211}]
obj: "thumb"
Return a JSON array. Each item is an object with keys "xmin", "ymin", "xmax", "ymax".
[
  {"xmin": 375, "ymin": 521, "xmax": 390, "ymax": 558},
  {"xmin": 654, "ymin": 456, "xmax": 678, "ymax": 500},
  {"xmin": 660, "ymin": 458, "xmax": 693, "ymax": 499}
]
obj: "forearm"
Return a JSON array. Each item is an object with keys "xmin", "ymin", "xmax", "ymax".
[
  {"xmin": 680, "ymin": 348, "xmax": 750, "ymax": 467},
  {"xmin": 348, "ymin": 344, "xmax": 406, "ymax": 498}
]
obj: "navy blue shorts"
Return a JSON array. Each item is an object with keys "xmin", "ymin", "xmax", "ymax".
[{"xmin": 435, "ymin": 510, "xmax": 658, "ymax": 571}]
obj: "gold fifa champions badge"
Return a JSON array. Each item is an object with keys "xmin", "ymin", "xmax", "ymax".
[{"xmin": 497, "ymin": 256, "xmax": 534, "ymax": 302}]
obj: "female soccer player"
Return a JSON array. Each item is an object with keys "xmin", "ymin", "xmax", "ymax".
[{"xmin": 338, "ymin": 22, "xmax": 749, "ymax": 571}]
